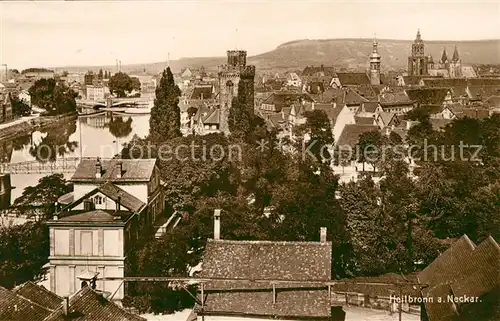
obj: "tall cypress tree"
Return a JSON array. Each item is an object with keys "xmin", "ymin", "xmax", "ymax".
[{"xmin": 149, "ymin": 67, "xmax": 181, "ymax": 143}]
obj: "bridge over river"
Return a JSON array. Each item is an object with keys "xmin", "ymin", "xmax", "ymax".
[{"xmin": 0, "ymin": 157, "xmax": 101, "ymax": 174}]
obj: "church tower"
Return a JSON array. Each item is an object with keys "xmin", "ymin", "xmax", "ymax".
[
  {"xmin": 369, "ymin": 36, "xmax": 381, "ymax": 85},
  {"xmin": 449, "ymin": 46, "xmax": 462, "ymax": 78},
  {"xmin": 407, "ymin": 29, "xmax": 429, "ymax": 76}
]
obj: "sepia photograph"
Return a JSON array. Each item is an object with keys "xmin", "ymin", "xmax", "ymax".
[{"xmin": 0, "ymin": 1, "xmax": 499, "ymax": 320}]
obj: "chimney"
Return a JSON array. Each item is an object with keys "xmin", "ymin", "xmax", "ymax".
[
  {"xmin": 53, "ymin": 202, "xmax": 59, "ymax": 220},
  {"xmin": 62, "ymin": 296, "xmax": 69, "ymax": 316},
  {"xmin": 95, "ymin": 160, "xmax": 102, "ymax": 178},
  {"xmin": 116, "ymin": 196, "xmax": 121, "ymax": 211},
  {"xmin": 214, "ymin": 209, "xmax": 221, "ymax": 240},
  {"xmin": 115, "ymin": 162, "xmax": 122, "ymax": 178},
  {"xmin": 311, "ymin": 102, "xmax": 315, "ymax": 110},
  {"xmin": 320, "ymin": 227, "xmax": 327, "ymax": 243}
]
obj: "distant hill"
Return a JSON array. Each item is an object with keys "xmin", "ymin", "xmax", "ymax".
[{"xmin": 55, "ymin": 38, "xmax": 500, "ymax": 74}]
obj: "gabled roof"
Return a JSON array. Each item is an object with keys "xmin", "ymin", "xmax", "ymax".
[
  {"xmin": 71, "ymin": 159, "xmax": 156, "ymax": 183},
  {"xmin": 335, "ymin": 88, "xmax": 369, "ymax": 106},
  {"xmin": 418, "ymin": 235, "xmax": 500, "ymax": 321},
  {"xmin": 422, "ymin": 78, "xmax": 467, "ymax": 88},
  {"xmin": 377, "ymin": 112, "xmax": 397, "ymax": 126},
  {"xmin": 312, "ymin": 103, "xmax": 343, "ymax": 122},
  {"xmin": 336, "ymin": 124, "xmax": 379, "ymax": 146},
  {"xmin": 13, "ymin": 282, "xmax": 63, "ymax": 310},
  {"xmin": 360, "ymin": 101, "xmax": 379, "ymax": 113},
  {"xmin": 58, "ymin": 209, "xmax": 134, "ymax": 224},
  {"xmin": 379, "ymin": 91, "xmax": 414, "ymax": 106},
  {"xmin": 262, "ymin": 92, "xmax": 314, "ymax": 111},
  {"xmin": 405, "ymin": 88, "xmax": 449, "ymax": 105},
  {"xmin": 336, "ymin": 72, "xmax": 370, "ymax": 86},
  {"xmin": 354, "ymin": 116, "xmax": 376, "ymax": 125},
  {"xmin": 0, "ymin": 286, "xmax": 53, "ymax": 321},
  {"xmin": 190, "ymin": 85, "xmax": 213, "ymax": 100},
  {"xmin": 198, "ymin": 239, "xmax": 332, "ymax": 319},
  {"xmin": 44, "ymin": 286, "xmax": 146, "ymax": 321},
  {"xmin": 97, "ymin": 182, "xmax": 145, "ymax": 212}
]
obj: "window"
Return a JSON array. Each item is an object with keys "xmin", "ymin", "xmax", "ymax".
[{"xmin": 93, "ymin": 195, "xmax": 103, "ymax": 205}]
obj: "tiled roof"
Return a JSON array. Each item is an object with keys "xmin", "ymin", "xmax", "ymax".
[
  {"xmin": 379, "ymin": 91, "xmax": 413, "ymax": 105},
  {"xmin": 13, "ymin": 282, "xmax": 63, "ymax": 310},
  {"xmin": 468, "ymin": 78, "xmax": 500, "ymax": 87},
  {"xmin": 198, "ymin": 239, "xmax": 332, "ymax": 319},
  {"xmin": 422, "ymin": 78, "xmax": 467, "ymax": 88},
  {"xmin": 335, "ymin": 89, "xmax": 369, "ymax": 106},
  {"xmin": 354, "ymin": 116, "xmax": 376, "ymax": 125},
  {"xmin": 311, "ymin": 88, "xmax": 343, "ymax": 103},
  {"xmin": 377, "ymin": 112, "xmax": 396, "ymax": 126},
  {"xmin": 71, "ymin": 159, "xmax": 156, "ymax": 182},
  {"xmin": 336, "ymin": 124, "xmax": 379, "ymax": 146},
  {"xmin": 405, "ymin": 88, "xmax": 449, "ymax": 105},
  {"xmin": 190, "ymin": 86, "xmax": 213, "ymax": 100},
  {"xmin": 262, "ymin": 92, "xmax": 314, "ymax": 111},
  {"xmin": 354, "ymin": 85, "xmax": 378, "ymax": 99},
  {"xmin": 302, "ymin": 66, "xmax": 336, "ymax": 77},
  {"xmin": 58, "ymin": 209, "xmax": 134, "ymax": 223},
  {"xmin": 360, "ymin": 101, "xmax": 379, "ymax": 113},
  {"xmin": 336, "ymin": 73, "xmax": 370, "ymax": 86},
  {"xmin": 313, "ymin": 103, "xmax": 343, "ymax": 122},
  {"xmin": 97, "ymin": 182, "xmax": 145, "ymax": 212},
  {"xmin": 451, "ymin": 107, "xmax": 490, "ymax": 119},
  {"xmin": 260, "ymin": 112, "xmax": 286, "ymax": 129},
  {"xmin": 467, "ymin": 85, "xmax": 500, "ymax": 99},
  {"xmin": 0, "ymin": 286, "xmax": 53, "ymax": 321},
  {"xmin": 418, "ymin": 235, "xmax": 500, "ymax": 321},
  {"xmin": 483, "ymin": 95, "xmax": 500, "ymax": 108},
  {"xmin": 44, "ymin": 286, "xmax": 146, "ymax": 321},
  {"xmin": 403, "ymin": 76, "xmax": 425, "ymax": 86}
]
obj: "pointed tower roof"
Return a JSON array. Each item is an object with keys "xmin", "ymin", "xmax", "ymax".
[
  {"xmin": 370, "ymin": 35, "xmax": 381, "ymax": 59},
  {"xmin": 416, "ymin": 29, "xmax": 421, "ymax": 41},
  {"xmin": 441, "ymin": 47, "xmax": 448, "ymax": 63},
  {"xmin": 452, "ymin": 46, "xmax": 460, "ymax": 62}
]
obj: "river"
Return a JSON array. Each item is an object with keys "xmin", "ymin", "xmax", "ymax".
[{"xmin": 0, "ymin": 112, "xmax": 150, "ymax": 203}]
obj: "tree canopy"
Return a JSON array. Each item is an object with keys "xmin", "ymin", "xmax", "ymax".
[
  {"xmin": 108, "ymin": 72, "xmax": 135, "ymax": 98},
  {"xmin": 28, "ymin": 78, "xmax": 77, "ymax": 115}
]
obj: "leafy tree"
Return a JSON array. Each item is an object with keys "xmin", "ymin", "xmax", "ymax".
[
  {"xmin": 108, "ymin": 72, "xmax": 134, "ymax": 98},
  {"xmin": 0, "ymin": 222, "xmax": 49, "ymax": 289},
  {"xmin": 9, "ymin": 93, "xmax": 31, "ymax": 116},
  {"xmin": 356, "ymin": 130, "xmax": 384, "ymax": 172},
  {"xmin": 149, "ymin": 67, "xmax": 181, "ymax": 143},
  {"xmin": 29, "ymin": 120, "xmax": 78, "ymax": 162},
  {"xmin": 98, "ymin": 69, "xmax": 103, "ymax": 80},
  {"xmin": 297, "ymin": 110, "xmax": 334, "ymax": 163},
  {"xmin": 12, "ymin": 173, "xmax": 72, "ymax": 218},
  {"xmin": 228, "ymin": 79, "xmax": 257, "ymax": 140},
  {"xmin": 131, "ymin": 77, "xmax": 141, "ymax": 91},
  {"xmin": 28, "ymin": 78, "xmax": 77, "ymax": 115}
]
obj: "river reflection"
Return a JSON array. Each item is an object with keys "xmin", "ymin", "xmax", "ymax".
[{"xmin": 0, "ymin": 112, "xmax": 150, "ymax": 201}]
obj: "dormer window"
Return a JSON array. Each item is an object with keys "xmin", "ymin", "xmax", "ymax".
[{"xmin": 93, "ymin": 195, "xmax": 103, "ymax": 205}]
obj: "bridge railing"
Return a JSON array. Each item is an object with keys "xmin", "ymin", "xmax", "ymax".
[{"xmin": 0, "ymin": 157, "xmax": 108, "ymax": 174}]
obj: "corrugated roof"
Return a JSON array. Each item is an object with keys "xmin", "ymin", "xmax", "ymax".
[{"xmin": 71, "ymin": 159, "xmax": 156, "ymax": 182}]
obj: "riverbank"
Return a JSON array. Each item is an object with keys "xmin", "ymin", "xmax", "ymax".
[{"xmin": 0, "ymin": 112, "xmax": 77, "ymax": 142}]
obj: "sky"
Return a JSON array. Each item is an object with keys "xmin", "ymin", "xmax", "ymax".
[{"xmin": 1, "ymin": 0, "xmax": 499, "ymax": 69}]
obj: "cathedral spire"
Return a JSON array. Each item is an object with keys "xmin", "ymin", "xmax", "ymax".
[
  {"xmin": 452, "ymin": 46, "xmax": 460, "ymax": 62},
  {"xmin": 441, "ymin": 47, "xmax": 448, "ymax": 64},
  {"xmin": 372, "ymin": 34, "xmax": 378, "ymax": 53}
]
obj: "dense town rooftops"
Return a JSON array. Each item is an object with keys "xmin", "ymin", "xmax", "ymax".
[
  {"xmin": 336, "ymin": 72, "xmax": 370, "ymax": 86},
  {"xmin": 71, "ymin": 159, "xmax": 156, "ymax": 183}
]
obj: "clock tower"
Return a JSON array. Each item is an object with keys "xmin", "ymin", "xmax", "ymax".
[{"xmin": 407, "ymin": 30, "xmax": 429, "ymax": 76}]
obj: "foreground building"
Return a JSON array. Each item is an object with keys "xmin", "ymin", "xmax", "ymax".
[
  {"xmin": 0, "ymin": 281, "xmax": 145, "ymax": 321},
  {"xmin": 195, "ymin": 210, "xmax": 333, "ymax": 320},
  {"xmin": 418, "ymin": 235, "xmax": 500, "ymax": 321},
  {"xmin": 51, "ymin": 158, "xmax": 164, "ymax": 303}
]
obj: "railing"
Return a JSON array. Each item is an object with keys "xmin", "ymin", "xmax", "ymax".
[{"xmin": 0, "ymin": 157, "xmax": 98, "ymax": 174}]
